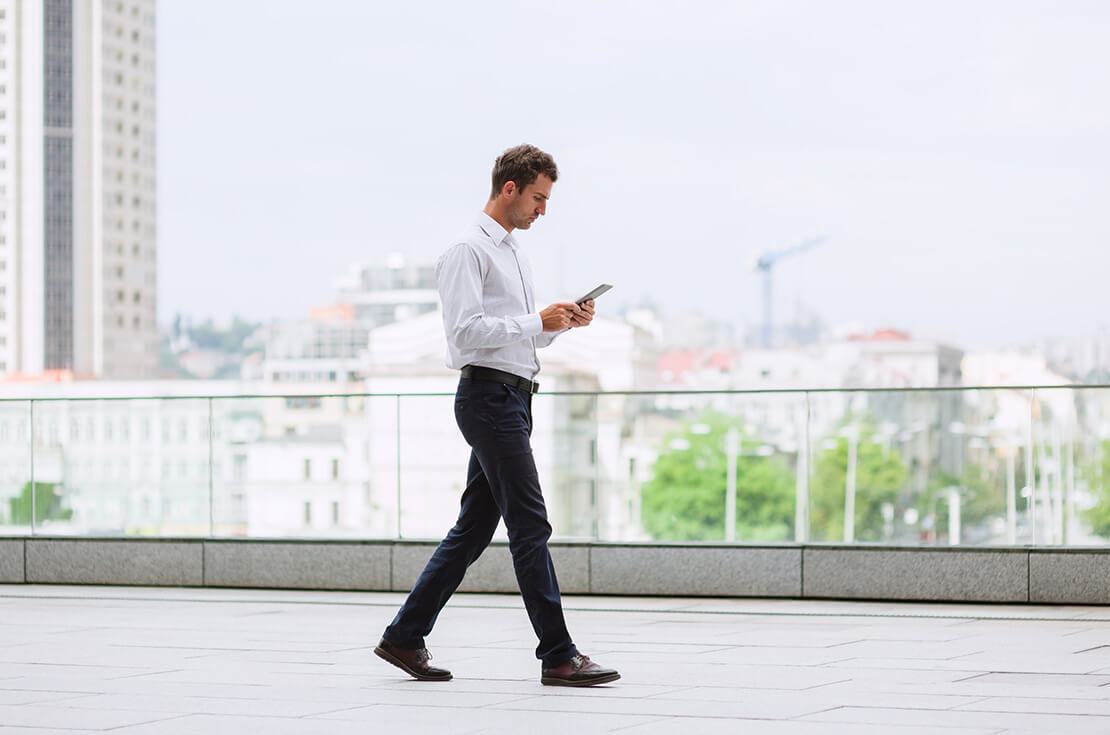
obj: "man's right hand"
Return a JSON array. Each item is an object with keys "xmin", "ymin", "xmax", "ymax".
[{"xmin": 540, "ymin": 302, "xmax": 586, "ymax": 332}]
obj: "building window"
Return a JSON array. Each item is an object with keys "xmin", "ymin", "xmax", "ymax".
[
  {"xmin": 303, "ymin": 501, "xmax": 312, "ymax": 525},
  {"xmin": 331, "ymin": 502, "xmax": 340, "ymax": 525},
  {"xmin": 331, "ymin": 459, "xmax": 340, "ymax": 480},
  {"xmin": 303, "ymin": 459, "xmax": 311, "ymax": 480}
]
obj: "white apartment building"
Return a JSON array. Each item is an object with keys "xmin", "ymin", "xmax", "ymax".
[
  {"xmin": 0, "ymin": 0, "xmax": 157, "ymax": 379},
  {"xmin": 259, "ymin": 256, "xmax": 440, "ymax": 383},
  {"xmin": 0, "ymin": 379, "xmax": 378, "ymax": 538},
  {"xmin": 333, "ymin": 254, "xmax": 439, "ymax": 328}
]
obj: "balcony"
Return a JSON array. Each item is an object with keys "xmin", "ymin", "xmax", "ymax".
[
  {"xmin": 1, "ymin": 384, "xmax": 1109, "ymax": 603},
  {"xmin": 5, "ymin": 584, "xmax": 1110, "ymax": 731}
]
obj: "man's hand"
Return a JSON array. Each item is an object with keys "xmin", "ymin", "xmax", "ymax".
[
  {"xmin": 570, "ymin": 299, "xmax": 595, "ymax": 328},
  {"xmin": 540, "ymin": 302, "xmax": 586, "ymax": 332}
]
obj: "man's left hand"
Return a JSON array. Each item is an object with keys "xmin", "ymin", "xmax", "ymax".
[{"xmin": 571, "ymin": 299, "xmax": 595, "ymax": 328}]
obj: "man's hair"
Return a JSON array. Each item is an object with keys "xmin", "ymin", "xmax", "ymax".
[{"xmin": 490, "ymin": 144, "xmax": 558, "ymax": 199}]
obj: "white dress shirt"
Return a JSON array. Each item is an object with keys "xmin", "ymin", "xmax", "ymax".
[{"xmin": 436, "ymin": 212, "xmax": 562, "ymax": 380}]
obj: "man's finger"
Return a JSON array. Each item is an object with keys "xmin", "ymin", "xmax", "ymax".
[{"xmin": 560, "ymin": 301, "xmax": 586, "ymax": 316}]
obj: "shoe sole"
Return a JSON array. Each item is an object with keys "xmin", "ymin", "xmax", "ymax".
[
  {"xmin": 541, "ymin": 672, "xmax": 621, "ymax": 687},
  {"xmin": 374, "ymin": 646, "xmax": 453, "ymax": 681}
]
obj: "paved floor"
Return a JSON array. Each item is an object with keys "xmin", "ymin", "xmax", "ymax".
[{"xmin": 3, "ymin": 588, "xmax": 1110, "ymax": 734}]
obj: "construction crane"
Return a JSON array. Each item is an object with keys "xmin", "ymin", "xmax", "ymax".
[{"xmin": 751, "ymin": 236, "xmax": 826, "ymax": 347}]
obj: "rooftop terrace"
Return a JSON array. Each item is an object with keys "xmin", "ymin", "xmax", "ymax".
[{"xmin": 4, "ymin": 585, "xmax": 1110, "ymax": 733}]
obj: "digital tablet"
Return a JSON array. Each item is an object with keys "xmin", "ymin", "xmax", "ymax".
[{"xmin": 576, "ymin": 284, "xmax": 613, "ymax": 305}]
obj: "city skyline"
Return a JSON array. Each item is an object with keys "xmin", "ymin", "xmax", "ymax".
[{"xmin": 158, "ymin": 1, "xmax": 1110, "ymax": 350}]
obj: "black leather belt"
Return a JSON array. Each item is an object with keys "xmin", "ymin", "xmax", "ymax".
[{"xmin": 460, "ymin": 365, "xmax": 540, "ymax": 394}]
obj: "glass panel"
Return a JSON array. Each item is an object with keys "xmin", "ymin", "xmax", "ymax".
[
  {"xmin": 29, "ymin": 398, "xmax": 210, "ymax": 536},
  {"xmin": 0, "ymin": 401, "xmax": 33, "ymax": 534},
  {"xmin": 399, "ymin": 390, "xmax": 599, "ymax": 541},
  {"xmin": 1033, "ymin": 387, "xmax": 1110, "ymax": 546},
  {"xmin": 397, "ymin": 393, "xmax": 472, "ymax": 540},
  {"xmin": 1075, "ymin": 387, "xmax": 1110, "ymax": 546},
  {"xmin": 211, "ymin": 395, "xmax": 393, "ymax": 538},
  {"xmin": 397, "ymin": 391, "xmax": 597, "ymax": 541},
  {"xmin": 537, "ymin": 392, "xmax": 597, "ymax": 540},
  {"xmin": 806, "ymin": 388, "xmax": 1034, "ymax": 546},
  {"xmin": 6, "ymin": 386, "xmax": 1102, "ymax": 547},
  {"xmin": 604, "ymin": 391, "xmax": 804, "ymax": 542}
]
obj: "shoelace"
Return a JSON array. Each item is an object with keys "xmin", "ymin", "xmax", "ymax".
[
  {"xmin": 572, "ymin": 654, "xmax": 592, "ymax": 670},
  {"xmin": 416, "ymin": 648, "xmax": 433, "ymax": 665}
]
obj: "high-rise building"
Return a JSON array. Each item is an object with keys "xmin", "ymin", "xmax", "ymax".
[{"xmin": 0, "ymin": 0, "xmax": 157, "ymax": 379}]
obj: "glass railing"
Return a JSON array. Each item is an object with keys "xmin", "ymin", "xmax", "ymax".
[{"xmin": 2, "ymin": 385, "xmax": 1108, "ymax": 547}]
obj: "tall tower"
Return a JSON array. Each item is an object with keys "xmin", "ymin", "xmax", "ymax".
[{"xmin": 0, "ymin": 0, "xmax": 157, "ymax": 379}]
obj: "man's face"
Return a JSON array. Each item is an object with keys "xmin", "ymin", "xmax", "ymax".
[{"xmin": 506, "ymin": 174, "xmax": 552, "ymax": 230}]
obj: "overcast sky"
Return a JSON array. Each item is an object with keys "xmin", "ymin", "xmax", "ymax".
[{"xmin": 157, "ymin": 0, "xmax": 1110, "ymax": 348}]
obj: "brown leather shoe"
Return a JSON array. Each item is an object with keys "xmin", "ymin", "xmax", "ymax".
[
  {"xmin": 541, "ymin": 653, "xmax": 620, "ymax": 687},
  {"xmin": 374, "ymin": 638, "xmax": 452, "ymax": 681}
]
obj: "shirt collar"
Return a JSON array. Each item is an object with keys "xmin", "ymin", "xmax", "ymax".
[{"xmin": 477, "ymin": 212, "xmax": 516, "ymax": 249}]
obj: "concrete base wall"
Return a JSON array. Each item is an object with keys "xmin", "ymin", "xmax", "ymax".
[{"xmin": 3, "ymin": 537, "xmax": 1110, "ymax": 605}]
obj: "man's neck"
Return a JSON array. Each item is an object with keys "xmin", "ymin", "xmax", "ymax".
[{"xmin": 483, "ymin": 202, "xmax": 514, "ymax": 234}]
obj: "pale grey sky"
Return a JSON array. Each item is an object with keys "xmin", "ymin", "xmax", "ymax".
[{"xmin": 157, "ymin": 0, "xmax": 1110, "ymax": 347}]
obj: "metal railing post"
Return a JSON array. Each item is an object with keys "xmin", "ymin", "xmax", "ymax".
[
  {"xmin": 208, "ymin": 397, "xmax": 215, "ymax": 537},
  {"xmin": 795, "ymin": 392, "xmax": 810, "ymax": 543},
  {"xmin": 29, "ymin": 400, "xmax": 36, "ymax": 536},
  {"xmin": 396, "ymin": 395, "xmax": 402, "ymax": 540}
]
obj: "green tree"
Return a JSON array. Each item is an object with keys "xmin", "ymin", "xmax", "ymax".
[
  {"xmin": 8, "ymin": 482, "xmax": 73, "ymax": 525},
  {"xmin": 810, "ymin": 429, "xmax": 908, "ymax": 542},
  {"xmin": 642, "ymin": 415, "xmax": 795, "ymax": 541},
  {"xmin": 1083, "ymin": 440, "xmax": 1110, "ymax": 537},
  {"xmin": 187, "ymin": 316, "xmax": 260, "ymax": 353}
]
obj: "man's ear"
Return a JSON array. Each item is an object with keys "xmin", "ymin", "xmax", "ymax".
[{"xmin": 502, "ymin": 180, "xmax": 517, "ymax": 198}]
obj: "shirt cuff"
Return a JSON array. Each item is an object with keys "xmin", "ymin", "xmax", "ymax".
[{"xmin": 521, "ymin": 312, "xmax": 544, "ymax": 338}]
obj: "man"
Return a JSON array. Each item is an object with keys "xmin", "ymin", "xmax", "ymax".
[{"xmin": 375, "ymin": 144, "xmax": 620, "ymax": 688}]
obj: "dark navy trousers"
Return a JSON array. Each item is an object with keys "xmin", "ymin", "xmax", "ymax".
[{"xmin": 383, "ymin": 377, "xmax": 578, "ymax": 668}]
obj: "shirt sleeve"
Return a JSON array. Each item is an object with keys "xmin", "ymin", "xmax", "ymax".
[
  {"xmin": 437, "ymin": 243, "xmax": 544, "ymax": 350},
  {"xmin": 535, "ymin": 328, "xmax": 567, "ymax": 349}
]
